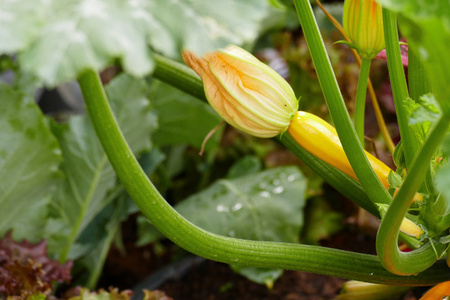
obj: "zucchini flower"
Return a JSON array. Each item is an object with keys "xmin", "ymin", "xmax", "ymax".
[
  {"xmin": 343, "ymin": 0, "xmax": 385, "ymax": 59},
  {"xmin": 182, "ymin": 45, "xmax": 298, "ymax": 138}
]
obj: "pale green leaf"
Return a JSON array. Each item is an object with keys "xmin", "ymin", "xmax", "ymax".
[
  {"xmin": 148, "ymin": 0, "xmax": 270, "ymax": 57},
  {"xmin": 19, "ymin": 0, "xmax": 155, "ymax": 86},
  {"xmin": 45, "ymin": 74, "xmax": 157, "ymax": 259},
  {"xmin": 2, "ymin": 0, "xmax": 270, "ymax": 86},
  {"xmin": 0, "ymin": 83, "xmax": 61, "ymax": 241}
]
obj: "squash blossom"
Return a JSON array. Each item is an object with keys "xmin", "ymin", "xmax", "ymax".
[
  {"xmin": 343, "ymin": 0, "xmax": 385, "ymax": 59},
  {"xmin": 182, "ymin": 45, "xmax": 298, "ymax": 138}
]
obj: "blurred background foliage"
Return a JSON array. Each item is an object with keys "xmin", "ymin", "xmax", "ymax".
[{"xmin": 0, "ymin": 0, "xmax": 399, "ymax": 293}]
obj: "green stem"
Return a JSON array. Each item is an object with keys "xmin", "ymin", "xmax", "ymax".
[
  {"xmin": 354, "ymin": 58, "xmax": 372, "ymax": 145},
  {"xmin": 293, "ymin": 0, "xmax": 391, "ymax": 205},
  {"xmin": 78, "ymin": 68, "xmax": 450, "ymax": 285},
  {"xmin": 408, "ymin": 43, "xmax": 436, "ymax": 195},
  {"xmin": 382, "ymin": 9, "xmax": 418, "ymax": 166},
  {"xmin": 376, "ymin": 115, "xmax": 450, "ymax": 275},
  {"xmin": 280, "ymin": 133, "xmax": 378, "ymax": 217},
  {"xmin": 152, "ymin": 53, "xmax": 206, "ymax": 102}
]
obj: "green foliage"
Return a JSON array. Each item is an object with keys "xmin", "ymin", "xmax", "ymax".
[
  {"xmin": 45, "ymin": 74, "xmax": 157, "ymax": 260},
  {"xmin": 404, "ymin": 94, "xmax": 441, "ymax": 143},
  {"xmin": 139, "ymin": 166, "xmax": 306, "ymax": 243},
  {"xmin": 1, "ymin": 0, "xmax": 270, "ymax": 86},
  {"xmin": 226, "ymin": 155, "xmax": 262, "ymax": 179},
  {"xmin": 0, "ymin": 83, "xmax": 61, "ymax": 242},
  {"xmin": 149, "ymin": 80, "xmax": 222, "ymax": 152},
  {"xmin": 301, "ymin": 197, "xmax": 343, "ymax": 245},
  {"xmin": 138, "ymin": 166, "xmax": 307, "ymax": 284},
  {"xmin": 377, "ymin": 0, "xmax": 450, "ymax": 113}
]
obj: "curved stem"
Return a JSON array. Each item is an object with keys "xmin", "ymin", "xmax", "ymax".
[
  {"xmin": 377, "ymin": 115, "xmax": 450, "ymax": 275},
  {"xmin": 354, "ymin": 58, "xmax": 372, "ymax": 145},
  {"xmin": 78, "ymin": 68, "xmax": 450, "ymax": 285},
  {"xmin": 293, "ymin": 0, "xmax": 391, "ymax": 205},
  {"xmin": 382, "ymin": 9, "xmax": 418, "ymax": 166}
]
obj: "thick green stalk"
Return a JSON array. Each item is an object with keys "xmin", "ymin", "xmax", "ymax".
[
  {"xmin": 382, "ymin": 9, "xmax": 418, "ymax": 166},
  {"xmin": 78, "ymin": 69, "xmax": 450, "ymax": 285},
  {"xmin": 408, "ymin": 43, "xmax": 436, "ymax": 195},
  {"xmin": 293, "ymin": 0, "xmax": 391, "ymax": 205},
  {"xmin": 377, "ymin": 115, "xmax": 450, "ymax": 275},
  {"xmin": 152, "ymin": 53, "xmax": 206, "ymax": 102},
  {"xmin": 354, "ymin": 58, "xmax": 372, "ymax": 145},
  {"xmin": 408, "ymin": 45, "xmax": 431, "ymax": 102},
  {"xmin": 280, "ymin": 134, "xmax": 378, "ymax": 216}
]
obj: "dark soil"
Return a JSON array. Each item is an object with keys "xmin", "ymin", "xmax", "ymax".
[
  {"xmin": 158, "ymin": 259, "xmax": 346, "ymax": 300},
  {"xmin": 99, "ymin": 222, "xmax": 423, "ymax": 300}
]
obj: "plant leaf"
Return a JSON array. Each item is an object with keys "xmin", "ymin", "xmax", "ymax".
[
  {"xmin": 45, "ymin": 74, "xmax": 157, "ymax": 260},
  {"xmin": 0, "ymin": 83, "xmax": 61, "ymax": 242},
  {"xmin": 376, "ymin": 0, "xmax": 450, "ymax": 112},
  {"xmin": 226, "ymin": 155, "xmax": 262, "ymax": 179},
  {"xmin": 2, "ymin": 0, "xmax": 270, "ymax": 86},
  {"xmin": 150, "ymin": 81, "xmax": 222, "ymax": 152},
  {"xmin": 138, "ymin": 166, "xmax": 307, "ymax": 284},
  {"xmin": 147, "ymin": 0, "xmax": 270, "ymax": 57},
  {"xmin": 140, "ymin": 166, "xmax": 306, "ymax": 243},
  {"xmin": 404, "ymin": 94, "xmax": 441, "ymax": 144}
]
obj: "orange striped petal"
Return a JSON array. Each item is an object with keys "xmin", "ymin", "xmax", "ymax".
[{"xmin": 183, "ymin": 46, "xmax": 297, "ymax": 138}]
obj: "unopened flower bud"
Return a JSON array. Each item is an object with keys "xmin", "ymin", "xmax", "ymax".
[
  {"xmin": 343, "ymin": 0, "xmax": 385, "ymax": 59},
  {"xmin": 182, "ymin": 45, "xmax": 298, "ymax": 138}
]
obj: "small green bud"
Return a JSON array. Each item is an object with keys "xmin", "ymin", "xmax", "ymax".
[{"xmin": 343, "ymin": 0, "xmax": 385, "ymax": 59}]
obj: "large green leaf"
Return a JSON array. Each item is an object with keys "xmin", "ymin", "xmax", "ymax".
[
  {"xmin": 176, "ymin": 166, "xmax": 306, "ymax": 242},
  {"xmin": 150, "ymin": 81, "xmax": 222, "ymax": 152},
  {"xmin": 139, "ymin": 166, "xmax": 306, "ymax": 244},
  {"xmin": 148, "ymin": 0, "xmax": 270, "ymax": 56},
  {"xmin": 1, "ymin": 0, "xmax": 270, "ymax": 86},
  {"xmin": 45, "ymin": 74, "xmax": 157, "ymax": 260},
  {"xmin": 376, "ymin": 0, "xmax": 450, "ymax": 112},
  {"xmin": 0, "ymin": 83, "xmax": 61, "ymax": 241},
  {"xmin": 138, "ymin": 166, "xmax": 306, "ymax": 284}
]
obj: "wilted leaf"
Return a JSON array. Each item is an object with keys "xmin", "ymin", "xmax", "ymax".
[
  {"xmin": 0, "ymin": 83, "xmax": 61, "ymax": 242},
  {"xmin": 45, "ymin": 74, "xmax": 157, "ymax": 260}
]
